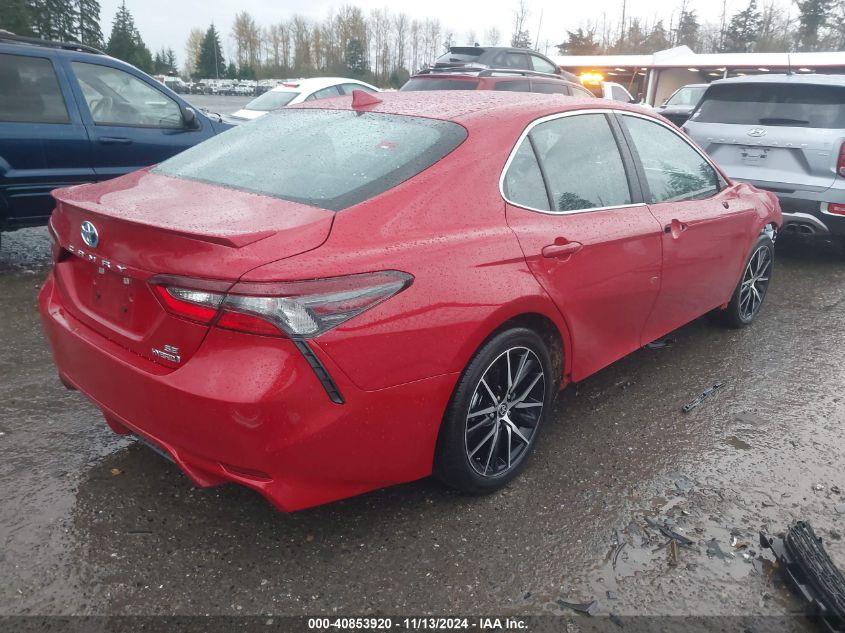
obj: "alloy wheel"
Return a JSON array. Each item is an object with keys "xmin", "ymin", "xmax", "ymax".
[
  {"xmin": 739, "ymin": 244, "xmax": 773, "ymax": 321},
  {"xmin": 464, "ymin": 346, "xmax": 546, "ymax": 477}
]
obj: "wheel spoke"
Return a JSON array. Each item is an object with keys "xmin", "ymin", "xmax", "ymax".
[
  {"xmin": 466, "ymin": 417, "xmax": 494, "ymax": 434},
  {"xmin": 512, "ymin": 351, "xmax": 529, "ymax": 392},
  {"xmin": 483, "ymin": 423, "xmax": 500, "ymax": 474},
  {"xmin": 514, "ymin": 372, "xmax": 543, "ymax": 404},
  {"xmin": 513, "ymin": 400, "xmax": 543, "ymax": 409},
  {"xmin": 506, "ymin": 349, "xmax": 513, "ymax": 390},
  {"xmin": 469, "ymin": 426, "xmax": 497, "ymax": 458},
  {"xmin": 480, "ymin": 378, "xmax": 498, "ymax": 405},
  {"xmin": 505, "ymin": 423, "xmax": 513, "ymax": 469},
  {"xmin": 467, "ymin": 405, "xmax": 497, "ymax": 420},
  {"xmin": 505, "ymin": 419, "xmax": 531, "ymax": 445}
]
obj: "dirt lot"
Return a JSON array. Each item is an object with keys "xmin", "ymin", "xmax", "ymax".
[{"xmin": 1, "ymin": 226, "xmax": 843, "ymax": 628}]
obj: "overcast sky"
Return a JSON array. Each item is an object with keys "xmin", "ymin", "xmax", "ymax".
[{"xmin": 99, "ymin": 0, "xmax": 759, "ymax": 66}]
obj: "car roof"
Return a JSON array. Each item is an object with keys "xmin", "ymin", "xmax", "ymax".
[
  {"xmin": 710, "ymin": 73, "xmax": 845, "ymax": 87},
  {"xmin": 293, "ymin": 90, "xmax": 647, "ymax": 128},
  {"xmin": 269, "ymin": 77, "xmax": 374, "ymax": 92}
]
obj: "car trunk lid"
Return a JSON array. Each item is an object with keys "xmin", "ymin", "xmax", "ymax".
[{"xmin": 49, "ymin": 169, "xmax": 335, "ymax": 368}]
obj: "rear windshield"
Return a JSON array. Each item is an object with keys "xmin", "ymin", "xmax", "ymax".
[
  {"xmin": 401, "ymin": 78, "xmax": 479, "ymax": 91},
  {"xmin": 436, "ymin": 48, "xmax": 484, "ymax": 64},
  {"xmin": 665, "ymin": 85, "xmax": 706, "ymax": 107},
  {"xmin": 154, "ymin": 109, "xmax": 467, "ymax": 211},
  {"xmin": 692, "ymin": 83, "xmax": 845, "ymax": 128},
  {"xmin": 243, "ymin": 90, "xmax": 298, "ymax": 111}
]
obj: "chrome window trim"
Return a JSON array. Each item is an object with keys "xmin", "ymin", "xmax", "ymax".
[
  {"xmin": 499, "ymin": 108, "xmax": 641, "ymax": 215},
  {"xmin": 499, "ymin": 107, "xmax": 725, "ymax": 216}
]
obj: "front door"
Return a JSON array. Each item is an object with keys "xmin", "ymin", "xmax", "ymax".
[
  {"xmin": 503, "ymin": 111, "xmax": 663, "ymax": 381},
  {"xmin": 65, "ymin": 60, "xmax": 212, "ymax": 178},
  {"xmin": 617, "ymin": 113, "xmax": 756, "ymax": 343}
]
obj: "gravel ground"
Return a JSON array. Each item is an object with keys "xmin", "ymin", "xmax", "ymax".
[{"xmin": 0, "ymin": 227, "xmax": 843, "ymax": 629}]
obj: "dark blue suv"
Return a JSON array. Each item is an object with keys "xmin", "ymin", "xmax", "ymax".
[{"xmin": 0, "ymin": 33, "xmax": 230, "ymax": 240}]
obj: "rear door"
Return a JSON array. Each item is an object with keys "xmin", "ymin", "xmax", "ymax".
[
  {"xmin": 503, "ymin": 111, "xmax": 663, "ymax": 381},
  {"xmin": 63, "ymin": 58, "xmax": 214, "ymax": 178},
  {"xmin": 617, "ymin": 113, "xmax": 756, "ymax": 343},
  {"xmin": 0, "ymin": 50, "xmax": 92, "ymax": 227},
  {"xmin": 686, "ymin": 82, "xmax": 845, "ymax": 195}
]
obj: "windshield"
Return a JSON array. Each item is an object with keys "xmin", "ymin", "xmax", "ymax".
[
  {"xmin": 665, "ymin": 86, "xmax": 706, "ymax": 107},
  {"xmin": 243, "ymin": 90, "xmax": 298, "ymax": 111},
  {"xmin": 401, "ymin": 78, "xmax": 479, "ymax": 91},
  {"xmin": 154, "ymin": 109, "xmax": 467, "ymax": 211},
  {"xmin": 692, "ymin": 83, "xmax": 845, "ymax": 128}
]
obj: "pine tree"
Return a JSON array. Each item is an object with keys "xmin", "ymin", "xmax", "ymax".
[
  {"xmin": 77, "ymin": 0, "xmax": 103, "ymax": 48},
  {"xmin": 722, "ymin": 0, "xmax": 762, "ymax": 52},
  {"xmin": 0, "ymin": 0, "xmax": 35, "ymax": 36},
  {"xmin": 795, "ymin": 0, "xmax": 834, "ymax": 51},
  {"xmin": 225, "ymin": 61, "xmax": 237, "ymax": 79},
  {"xmin": 196, "ymin": 24, "xmax": 225, "ymax": 79},
  {"xmin": 344, "ymin": 38, "xmax": 367, "ymax": 76},
  {"xmin": 675, "ymin": 9, "xmax": 700, "ymax": 50},
  {"xmin": 106, "ymin": 1, "xmax": 152, "ymax": 71},
  {"xmin": 557, "ymin": 29, "xmax": 601, "ymax": 55}
]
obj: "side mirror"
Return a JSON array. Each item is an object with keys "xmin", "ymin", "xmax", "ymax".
[{"xmin": 182, "ymin": 106, "xmax": 200, "ymax": 130}]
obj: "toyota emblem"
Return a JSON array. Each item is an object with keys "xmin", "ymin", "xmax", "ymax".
[{"xmin": 80, "ymin": 221, "xmax": 99, "ymax": 248}]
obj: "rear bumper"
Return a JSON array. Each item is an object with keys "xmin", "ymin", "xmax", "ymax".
[
  {"xmin": 735, "ymin": 183, "xmax": 845, "ymax": 237},
  {"xmin": 38, "ymin": 273, "xmax": 456, "ymax": 511}
]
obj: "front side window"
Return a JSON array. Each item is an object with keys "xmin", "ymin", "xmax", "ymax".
[
  {"xmin": 338, "ymin": 83, "xmax": 376, "ymax": 95},
  {"xmin": 610, "ymin": 85, "xmax": 632, "ymax": 102},
  {"xmin": 244, "ymin": 90, "xmax": 298, "ymax": 111},
  {"xmin": 154, "ymin": 109, "xmax": 467, "ymax": 211},
  {"xmin": 306, "ymin": 86, "xmax": 342, "ymax": 101},
  {"xmin": 72, "ymin": 62, "xmax": 182, "ymax": 128},
  {"xmin": 527, "ymin": 113, "xmax": 631, "ymax": 212},
  {"xmin": 530, "ymin": 55, "xmax": 557, "ymax": 74},
  {"xmin": 0, "ymin": 53, "xmax": 69, "ymax": 123},
  {"xmin": 503, "ymin": 141, "xmax": 549, "ymax": 210},
  {"xmin": 622, "ymin": 115, "xmax": 720, "ymax": 203}
]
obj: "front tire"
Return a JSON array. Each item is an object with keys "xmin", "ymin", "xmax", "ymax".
[
  {"xmin": 711, "ymin": 234, "xmax": 775, "ymax": 328},
  {"xmin": 434, "ymin": 327, "xmax": 554, "ymax": 494}
]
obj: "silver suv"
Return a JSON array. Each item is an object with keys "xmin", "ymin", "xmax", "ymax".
[{"xmin": 684, "ymin": 74, "xmax": 845, "ymax": 248}]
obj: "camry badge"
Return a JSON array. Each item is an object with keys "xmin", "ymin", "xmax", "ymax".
[
  {"xmin": 80, "ymin": 221, "xmax": 99, "ymax": 248},
  {"xmin": 747, "ymin": 128, "xmax": 766, "ymax": 137}
]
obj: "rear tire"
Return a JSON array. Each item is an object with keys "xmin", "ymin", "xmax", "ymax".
[
  {"xmin": 434, "ymin": 327, "xmax": 554, "ymax": 495},
  {"xmin": 710, "ymin": 234, "xmax": 775, "ymax": 328}
]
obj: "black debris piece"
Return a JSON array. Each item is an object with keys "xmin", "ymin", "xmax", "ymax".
[
  {"xmin": 760, "ymin": 521, "xmax": 845, "ymax": 633},
  {"xmin": 646, "ymin": 517, "xmax": 695, "ymax": 547},
  {"xmin": 609, "ymin": 612, "xmax": 624, "ymax": 628},
  {"xmin": 646, "ymin": 336, "xmax": 676, "ymax": 349},
  {"xmin": 682, "ymin": 382, "xmax": 725, "ymax": 413},
  {"xmin": 556, "ymin": 599, "xmax": 598, "ymax": 616}
]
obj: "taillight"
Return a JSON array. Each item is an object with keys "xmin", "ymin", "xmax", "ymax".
[
  {"xmin": 219, "ymin": 271, "xmax": 413, "ymax": 338},
  {"xmin": 838, "ymin": 142, "xmax": 845, "ymax": 178},
  {"xmin": 152, "ymin": 271, "xmax": 413, "ymax": 338},
  {"xmin": 153, "ymin": 285, "xmax": 224, "ymax": 324},
  {"xmin": 828, "ymin": 203, "xmax": 845, "ymax": 216}
]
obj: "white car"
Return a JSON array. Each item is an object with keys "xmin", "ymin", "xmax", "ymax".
[{"xmin": 229, "ymin": 77, "xmax": 380, "ymax": 121}]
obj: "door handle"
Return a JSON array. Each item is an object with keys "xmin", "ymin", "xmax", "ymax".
[
  {"xmin": 98, "ymin": 136, "xmax": 133, "ymax": 145},
  {"xmin": 664, "ymin": 219, "xmax": 688, "ymax": 238},
  {"xmin": 542, "ymin": 241, "xmax": 582, "ymax": 259}
]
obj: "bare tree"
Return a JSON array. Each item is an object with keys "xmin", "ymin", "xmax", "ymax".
[
  {"xmin": 184, "ymin": 27, "xmax": 204, "ymax": 76},
  {"xmin": 511, "ymin": 0, "xmax": 532, "ymax": 48},
  {"xmin": 484, "ymin": 27, "xmax": 501, "ymax": 46}
]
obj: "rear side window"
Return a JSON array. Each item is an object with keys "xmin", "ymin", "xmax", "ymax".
[
  {"xmin": 494, "ymin": 80, "xmax": 531, "ymax": 92},
  {"xmin": 503, "ymin": 141, "xmax": 549, "ymax": 211},
  {"xmin": 524, "ymin": 113, "xmax": 631, "ymax": 212},
  {"xmin": 154, "ymin": 109, "xmax": 467, "ymax": 211},
  {"xmin": 400, "ymin": 78, "xmax": 479, "ymax": 91},
  {"xmin": 306, "ymin": 86, "xmax": 342, "ymax": 101},
  {"xmin": 532, "ymin": 82, "xmax": 568, "ymax": 95},
  {"xmin": 692, "ymin": 83, "xmax": 845, "ymax": 128},
  {"xmin": 0, "ymin": 53, "xmax": 69, "ymax": 123},
  {"xmin": 338, "ymin": 83, "xmax": 377, "ymax": 95},
  {"xmin": 571, "ymin": 86, "xmax": 593, "ymax": 98},
  {"xmin": 622, "ymin": 115, "xmax": 720, "ymax": 203},
  {"xmin": 494, "ymin": 52, "xmax": 530, "ymax": 70}
]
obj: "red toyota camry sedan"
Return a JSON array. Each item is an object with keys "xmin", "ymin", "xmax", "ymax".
[{"xmin": 39, "ymin": 91, "xmax": 782, "ymax": 511}]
